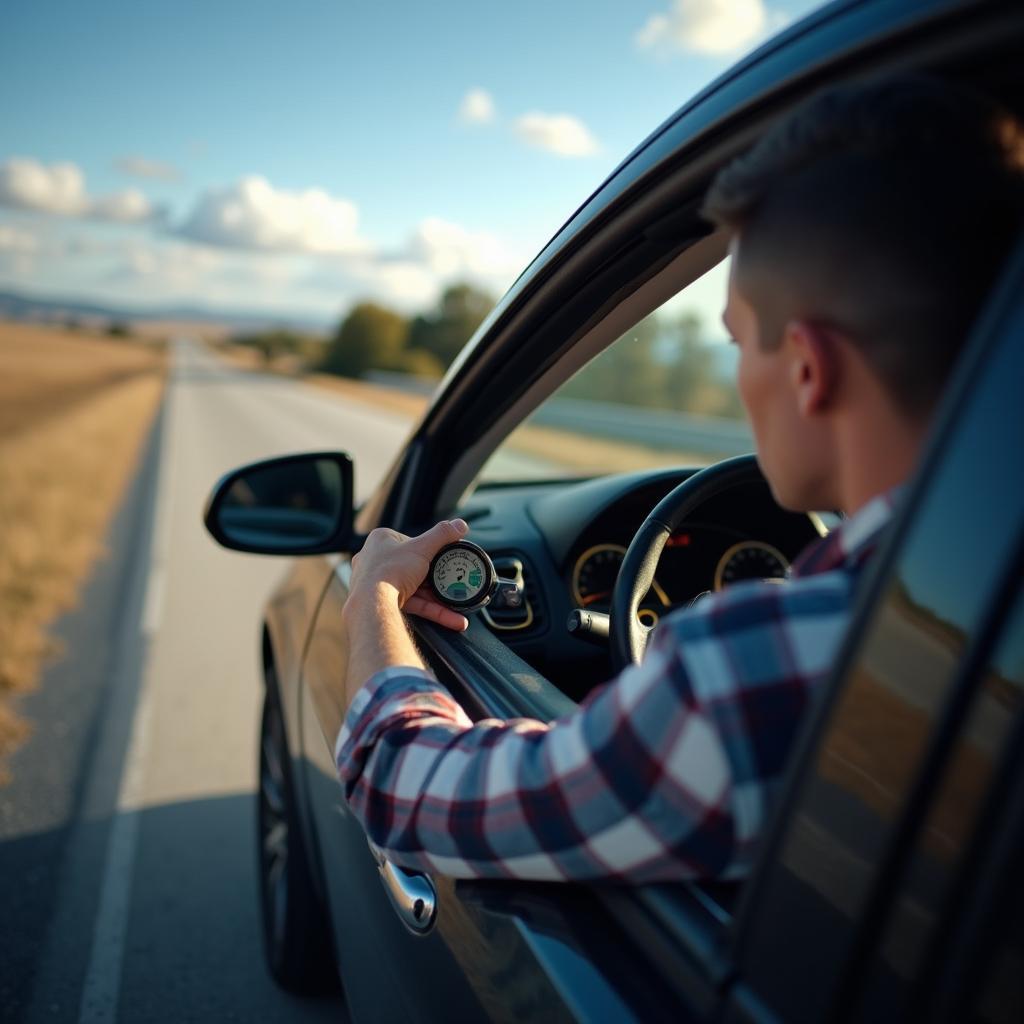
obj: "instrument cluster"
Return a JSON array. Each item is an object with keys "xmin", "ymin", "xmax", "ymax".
[{"xmin": 569, "ymin": 523, "xmax": 790, "ymax": 625}]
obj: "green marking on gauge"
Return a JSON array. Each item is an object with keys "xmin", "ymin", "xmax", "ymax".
[{"xmin": 429, "ymin": 540, "xmax": 502, "ymax": 611}]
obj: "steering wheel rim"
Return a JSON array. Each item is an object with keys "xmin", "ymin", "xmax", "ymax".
[{"xmin": 609, "ymin": 454, "xmax": 768, "ymax": 672}]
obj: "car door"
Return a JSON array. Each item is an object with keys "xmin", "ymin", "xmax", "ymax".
[{"xmin": 299, "ymin": 566, "xmax": 741, "ymax": 1023}]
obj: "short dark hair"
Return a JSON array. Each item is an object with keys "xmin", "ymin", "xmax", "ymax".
[{"xmin": 702, "ymin": 73, "xmax": 1024, "ymax": 417}]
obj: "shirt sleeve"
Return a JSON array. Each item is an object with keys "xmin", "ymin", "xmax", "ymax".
[
  {"xmin": 334, "ymin": 623, "xmax": 749, "ymax": 883},
  {"xmin": 334, "ymin": 573, "xmax": 851, "ymax": 883}
]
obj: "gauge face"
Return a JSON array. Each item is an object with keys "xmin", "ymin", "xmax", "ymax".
[
  {"xmin": 571, "ymin": 543, "xmax": 670, "ymax": 610},
  {"xmin": 431, "ymin": 544, "xmax": 490, "ymax": 606},
  {"xmin": 714, "ymin": 541, "xmax": 789, "ymax": 590}
]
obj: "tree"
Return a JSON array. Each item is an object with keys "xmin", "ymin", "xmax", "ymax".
[
  {"xmin": 663, "ymin": 312, "xmax": 712, "ymax": 412},
  {"xmin": 406, "ymin": 283, "xmax": 494, "ymax": 370},
  {"xmin": 321, "ymin": 302, "xmax": 408, "ymax": 379},
  {"xmin": 232, "ymin": 328, "xmax": 305, "ymax": 367},
  {"xmin": 396, "ymin": 348, "xmax": 445, "ymax": 380},
  {"xmin": 562, "ymin": 311, "xmax": 662, "ymax": 407}
]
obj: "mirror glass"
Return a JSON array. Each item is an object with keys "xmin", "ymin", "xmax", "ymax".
[{"xmin": 216, "ymin": 457, "xmax": 344, "ymax": 551}]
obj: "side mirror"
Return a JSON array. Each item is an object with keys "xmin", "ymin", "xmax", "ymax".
[{"xmin": 203, "ymin": 451, "xmax": 355, "ymax": 555}]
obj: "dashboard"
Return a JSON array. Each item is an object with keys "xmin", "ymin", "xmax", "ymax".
[
  {"xmin": 570, "ymin": 529, "xmax": 790, "ymax": 629},
  {"xmin": 459, "ymin": 466, "xmax": 826, "ymax": 699}
]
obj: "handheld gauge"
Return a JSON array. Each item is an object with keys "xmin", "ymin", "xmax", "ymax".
[{"xmin": 428, "ymin": 541, "xmax": 524, "ymax": 613}]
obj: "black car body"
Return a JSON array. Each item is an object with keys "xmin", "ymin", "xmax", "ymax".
[{"xmin": 205, "ymin": 1, "xmax": 1024, "ymax": 1019}]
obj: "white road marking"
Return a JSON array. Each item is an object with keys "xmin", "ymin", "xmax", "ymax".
[
  {"xmin": 77, "ymin": 361, "xmax": 177, "ymax": 1024},
  {"xmin": 140, "ymin": 354, "xmax": 178, "ymax": 639},
  {"xmin": 77, "ymin": 682, "xmax": 156, "ymax": 1023},
  {"xmin": 141, "ymin": 567, "xmax": 164, "ymax": 638}
]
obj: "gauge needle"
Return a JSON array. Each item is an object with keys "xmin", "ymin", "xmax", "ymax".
[{"xmin": 581, "ymin": 591, "xmax": 611, "ymax": 606}]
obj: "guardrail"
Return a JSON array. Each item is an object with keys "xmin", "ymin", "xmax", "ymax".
[
  {"xmin": 531, "ymin": 397, "xmax": 753, "ymax": 458},
  {"xmin": 367, "ymin": 371, "xmax": 754, "ymax": 459}
]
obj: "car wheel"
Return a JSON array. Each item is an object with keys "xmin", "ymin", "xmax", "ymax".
[{"xmin": 258, "ymin": 683, "xmax": 337, "ymax": 994}]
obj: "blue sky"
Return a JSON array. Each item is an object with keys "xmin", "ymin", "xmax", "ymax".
[{"xmin": 0, "ymin": 0, "xmax": 823, "ymax": 325}]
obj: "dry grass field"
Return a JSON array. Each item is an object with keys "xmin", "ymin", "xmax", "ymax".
[
  {"xmin": 0, "ymin": 322, "xmax": 166, "ymax": 779},
  {"xmin": 0, "ymin": 323, "xmax": 162, "ymax": 439}
]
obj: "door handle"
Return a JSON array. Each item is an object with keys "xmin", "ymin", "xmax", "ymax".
[{"xmin": 368, "ymin": 840, "xmax": 437, "ymax": 934}]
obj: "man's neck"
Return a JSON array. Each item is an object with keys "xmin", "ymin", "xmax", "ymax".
[{"xmin": 835, "ymin": 403, "xmax": 927, "ymax": 514}]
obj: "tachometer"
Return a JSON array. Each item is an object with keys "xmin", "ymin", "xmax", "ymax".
[
  {"xmin": 714, "ymin": 541, "xmax": 789, "ymax": 590},
  {"xmin": 571, "ymin": 543, "xmax": 670, "ymax": 610}
]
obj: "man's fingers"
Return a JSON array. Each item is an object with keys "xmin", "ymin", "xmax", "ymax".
[
  {"xmin": 411, "ymin": 518, "xmax": 469, "ymax": 556},
  {"xmin": 404, "ymin": 593, "xmax": 469, "ymax": 631}
]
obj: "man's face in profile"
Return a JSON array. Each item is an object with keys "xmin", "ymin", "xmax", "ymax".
[{"xmin": 723, "ymin": 238, "xmax": 826, "ymax": 512}]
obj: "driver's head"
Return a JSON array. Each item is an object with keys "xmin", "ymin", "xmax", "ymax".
[{"xmin": 702, "ymin": 73, "xmax": 1024, "ymax": 511}]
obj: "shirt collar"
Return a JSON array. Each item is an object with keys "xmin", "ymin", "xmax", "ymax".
[{"xmin": 791, "ymin": 486, "xmax": 902, "ymax": 578}]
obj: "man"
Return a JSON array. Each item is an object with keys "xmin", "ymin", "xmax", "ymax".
[{"xmin": 334, "ymin": 75, "xmax": 1024, "ymax": 882}]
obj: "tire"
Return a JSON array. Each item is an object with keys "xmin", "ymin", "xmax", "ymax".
[{"xmin": 258, "ymin": 683, "xmax": 338, "ymax": 994}]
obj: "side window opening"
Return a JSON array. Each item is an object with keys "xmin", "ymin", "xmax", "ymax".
[{"xmin": 477, "ymin": 260, "xmax": 748, "ymax": 484}]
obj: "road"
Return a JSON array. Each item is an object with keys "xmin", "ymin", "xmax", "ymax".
[{"xmin": 0, "ymin": 339, "xmax": 414, "ymax": 1023}]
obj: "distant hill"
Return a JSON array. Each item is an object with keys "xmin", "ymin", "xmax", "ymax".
[{"xmin": 0, "ymin": 288, "xmax": 331, "ymax": 335}]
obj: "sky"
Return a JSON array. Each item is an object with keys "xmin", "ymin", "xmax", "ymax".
[{"xmin": 0, "ymin": 0, "xmax": 824, "ymax": 327}]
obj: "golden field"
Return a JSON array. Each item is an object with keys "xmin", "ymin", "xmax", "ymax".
[{"xmin": 0, "ymin": 322, "xmax": 166, "ymax": 778}]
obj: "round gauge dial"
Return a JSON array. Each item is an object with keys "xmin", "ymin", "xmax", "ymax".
[
  {"xmin": 429, "ymin": 541, "xmax": 494, "ymax": 609},
  {"xmin": 714, "ymin": 541, "xmax": 789, "ymax": 590},
  {"xmin": 571, "ymin": 543, "xmax": 670, "ymax": 610}
]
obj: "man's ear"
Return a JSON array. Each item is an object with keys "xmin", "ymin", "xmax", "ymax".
[{"xmin": 783, "ymin": 319, "xmax": 839, "ymax": 417}]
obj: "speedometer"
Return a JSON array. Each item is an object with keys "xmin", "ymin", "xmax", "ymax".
[
  {"xmin": 571, "ymin": 543, "xmax": 670, "ymax": 611},
  {"xmin": 714, "ymin": 541, "xmax": 789, "ymax": 590}
]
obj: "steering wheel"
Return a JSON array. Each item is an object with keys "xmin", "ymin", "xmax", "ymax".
[{"xmin": 609, "ymin": 454, "xmax": 768, "ymax": 672}]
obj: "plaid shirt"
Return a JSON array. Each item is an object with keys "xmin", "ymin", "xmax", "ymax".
[{"xmin": 335, "ymin": 491, "xmax": 897, "ymax": 883}]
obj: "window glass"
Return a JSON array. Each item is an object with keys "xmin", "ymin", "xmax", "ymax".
[
  {"xmin": 478, "ymin": 260, "xmax": 751, "ymax": 483},
  {"xmin": 854, "ymin": 578, "xmax": 1024, "ymax": 1020},
  {"xmin": 970, "ymin": 881, "xmax": 1024, "ymax": 1024}
]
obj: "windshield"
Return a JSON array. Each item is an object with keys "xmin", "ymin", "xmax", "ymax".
[{"xmin": 478, "ymin": 259, "xmax": 752, "ymax": 483}]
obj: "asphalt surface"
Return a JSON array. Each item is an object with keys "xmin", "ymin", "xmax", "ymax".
[{"xmin": 0, "ymin": 339, "xmax": 415, "ymax": 1023}]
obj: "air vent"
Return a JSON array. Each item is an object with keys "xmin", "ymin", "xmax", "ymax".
[{"xmin": 482, "ymin": 555, "xmax": 544, "ymax": 634}]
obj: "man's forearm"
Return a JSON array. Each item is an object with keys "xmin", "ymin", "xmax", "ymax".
[{"xmin": 341, "ymin": 583, "xmax": 427, "ymax": 710}]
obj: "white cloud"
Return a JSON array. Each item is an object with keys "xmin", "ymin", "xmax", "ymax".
[
  {"xmin": 0, "ymin": 225, "xmax": 39, "ymax": 254},
  {"xmin": 1, "ymin": 180, "xmax": 536, "ymax": 321},
  {"xmin": 92, "ymin": 190, "xmax": 159, "ymax": 223},
  {"xmin": 0, "ymin": 224, "xmax": 40, "ymax": 277},
  {"xmin": 99, "ymin": 238, "xmax": 313, "ymax": 311},
  {"xmin": 408, "ymin": 217, "xmax": 514, "ymax": 278},
  {"xmin": 116, "ymin": 155, "xmax": 182, "ymax": 181},
  {"xmin": 177, "ymin": 176, "xmax": 370, "ymax": 255},
  {"xmin": 513, "ymin": 112, "xmax": 600, "ymax": 157},
  {"xmin": 458, "ymin": 88, "xmax": 496, "ymax": 125},
  {"xmin": 636, "ymin": 0, "xmax": 781, "ymax": 56},
  {"xmin": 304, "ymin": 216, "xmax": 526, "ymax": 313},
  {"xmin": 341, "ymin": 259, "xmax": 439, "ymax": 309},
  {"xmin": 117, "ymin": 240, "xmax": 223, "ymax": 283},
  {"xmin": 0, "ymin": 160, "xmax": 85, "ymax": 216},
  {"xmin": 0, "ymin": 157, "xmax": 161, "ymax": 223}
]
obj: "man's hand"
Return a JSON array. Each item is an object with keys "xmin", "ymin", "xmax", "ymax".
[{"xmin": 350, "ymin": 519, "xmax": 470, "ymax": 632}]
